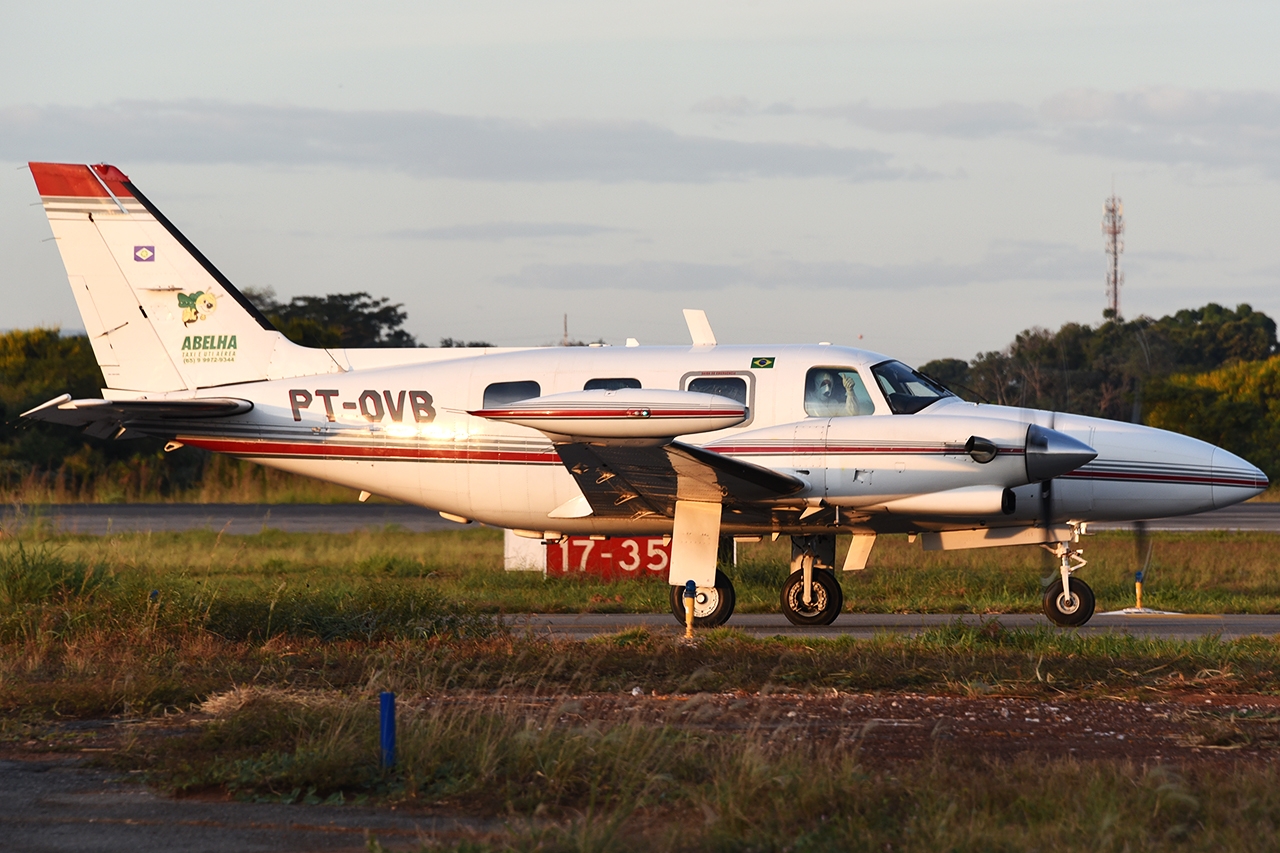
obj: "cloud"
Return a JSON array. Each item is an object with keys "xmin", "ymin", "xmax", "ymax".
[
  {"xmin": 700, "ymin": 88, "xmax": 1280, "ymax": 175},
  {"xmin": 695, "ymin": 96, "xmax": 1034, "ymax": 137},
  {"xmin": 1, "ymin": 100, "xmax": 901, "ymax": 183},
  {"xmin": 816, "ymin": 101, "xmax": 1037, "ymax": 138},
  {"xmin": 692, "ymin": 96, "xmax": 798, "ymax": 117},
  {"xmin": 388, "ymin": 222, "xmax": 620, "ymax": 241},
  {"xmin": 501, "ymin": 241, "xmax": 1097, "ymax": 291}
]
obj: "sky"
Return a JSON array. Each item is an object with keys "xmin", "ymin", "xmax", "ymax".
[{"xmin": 3, "ymin": 1, "xmax": 1279, "ymax": 364}]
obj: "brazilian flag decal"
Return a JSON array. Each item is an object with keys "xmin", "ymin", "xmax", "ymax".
[{"xmin": 751, "ymin": 356, "xmax": 776, "ymax": 369}]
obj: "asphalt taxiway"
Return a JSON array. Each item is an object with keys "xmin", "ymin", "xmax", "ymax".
[
  {"xmin": 0, "ymin": 502, "xmax": 457, "ymax": 535},
  {"xmin": 511, "ymin": 612, "xmax": 1280, "ymax": 641}
]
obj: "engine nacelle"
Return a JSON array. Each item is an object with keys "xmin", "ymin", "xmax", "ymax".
[
  {"xmin": 878, "ymin": 485, "xmax": 1016, "ymax": 517},
  {"xmin": 469, "ymin": 388, "xmax": 746, "ymax": 439}
]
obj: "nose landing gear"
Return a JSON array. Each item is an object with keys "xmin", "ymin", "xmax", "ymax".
[{"xmin": 1041, "ymin": 542, "xmax": 1094, "ymax": 627}]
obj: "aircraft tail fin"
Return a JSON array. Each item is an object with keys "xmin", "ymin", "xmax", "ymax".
[{"xmin": 29, "ymin": 162, "xmax": 342, "ymax": 392}]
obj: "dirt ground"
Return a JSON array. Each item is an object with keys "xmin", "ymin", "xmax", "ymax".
[
  {"xmin": 12, "ymin": 690, "xmax": 1280, "ymax": 773},
  {"xmin": 5, "ymin": 691, "xmax": 1278, "ymax": 852},
  {"xmin": 423, "ymin": 690, "xmax": 1280, "ymax": 766}
]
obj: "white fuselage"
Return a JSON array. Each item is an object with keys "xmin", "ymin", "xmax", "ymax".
[{"xmin": 168, "ymin": 343, "xmax": 1266, "ymax": 536}]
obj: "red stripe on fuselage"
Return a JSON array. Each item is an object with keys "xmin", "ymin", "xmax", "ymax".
[
  {"xmin": 1060, "ymin": 469, "xmax": 1262, "ymax": 488},
  {"xmin": 180, "ymin": 437, "xmax": 560, "ymax": 464},
  {"xmin": 472, "ymin": 408, "xmax": 743, "ymax": 419},
  {"xmin": 710, "ymin": 444, "xmax": 1024, "ymax": 456},
  {"xmin": 178, "ymin": 437, "xmax": 1259, "ymax": 488}
]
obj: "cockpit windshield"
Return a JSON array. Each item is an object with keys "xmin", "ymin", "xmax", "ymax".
[{"xmin": 870, "ymin": 360, "xmax": 954, "ymax": 414}]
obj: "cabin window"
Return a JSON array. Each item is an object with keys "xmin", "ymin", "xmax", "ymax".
[
  {"xmin": 688, "ymin": 376, "xmax": 747, "ymax": 405},
  {"xmin": 804, "ymin": 367, "xmax": 876, "ymax": 417},
  {"xmin": 870, "ymin": 360, "xmax": 953, "ymax": 414},
  {"xmin": 584, "ymin": 378, "xmax": 642, "ymax": 391},
  {"xmin": 483, "ymin": 380, "xmax": 541, "ymax": 408},
  {"xmin": 683, "ymin": 373, "xmax": 753, "ymax": 427}
]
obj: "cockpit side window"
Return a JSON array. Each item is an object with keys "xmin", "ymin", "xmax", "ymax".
[
  {"xmin": 804, "ymin": 367, "xmax": 876, "ymax": 417},
  {"xmin": 870, "ymin": 360, "xmax": 953, "ymax": 414}
]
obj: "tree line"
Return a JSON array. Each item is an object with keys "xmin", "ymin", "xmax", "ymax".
[
  {"xmin": 920, "ymin": 302, "xmax": 1279, "ymax": 480},
  {"xmin": 0, "ymin": 291, "xmax": 490, "ymax": 501}
]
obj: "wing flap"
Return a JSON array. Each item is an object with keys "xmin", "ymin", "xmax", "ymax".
[{"xmin": 554, "ymin": 439, "xmax": 806, "ymax": 519}]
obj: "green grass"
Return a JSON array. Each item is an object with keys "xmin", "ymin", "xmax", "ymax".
[
  {"xmin": 114, "ymin": 688, "xmax": 1280, "ymax": 852},
  {"xmin": 4, "ymin": 526, "xmax": 1280, "ymax": 617},
  {"xmin": 5, "ymin": 621, "xmax": 1280, "ymax": 719},
  {"xmin": 4, "ymin": 527, "xmax": 1280, "ymax": 850},
  {"xmin": 1, "ymin": 527, "xmax": 1280, "ymax": 717},
  {"xmin": 2, "ymin": 453, "xmax": 370, "ymax": 503}
]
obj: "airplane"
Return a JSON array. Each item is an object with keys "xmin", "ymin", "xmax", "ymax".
[{"xmin": 19, "ymin": 162, "xmax": 1270, "ymax": 629}]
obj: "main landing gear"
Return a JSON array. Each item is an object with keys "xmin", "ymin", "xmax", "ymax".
[
  {"xmin": 665, "ymin": 534, "xmax": 845, "ymax": 630},
  {"xmin": 668, "ymin": 569, "xmax": 736, "ymax": 628},
  {"xmin": 1041, "ymin": 542, "xmax": 1095, "ymax": 627},
  {"xmin": 780, "ymin": 534, "xmax": 843, "ymax": 626},
  {"xmin": 780, "ymin": 568, "xmax": 843, "ymax": 625}
]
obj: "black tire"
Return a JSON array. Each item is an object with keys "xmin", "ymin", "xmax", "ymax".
[
  {"xmin": 780, "ymin": 569, "xmax": 843, "ymax": 626},
  {"xmin": 1042, "ymin": 577, "xmax": 1095, "ymax": 627},
  {"xmin": 669, "ymin": 570, "xmax": 736, "ymax": 628}
]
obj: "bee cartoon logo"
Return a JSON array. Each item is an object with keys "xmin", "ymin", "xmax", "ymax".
[{"xmin": 177, "ymin": 291, "xmax": 218, "ymax": 326}]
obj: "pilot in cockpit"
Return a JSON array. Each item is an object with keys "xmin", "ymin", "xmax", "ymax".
[
  {"xmin": 805, "ymin": 367, "xmax": 875, "ymax": 417},
  {"xmin": 806, "ymin": 369, "xmax": 846, "ymax": 417}
]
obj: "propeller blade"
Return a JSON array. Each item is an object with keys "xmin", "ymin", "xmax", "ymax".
[
  {"xmin": 1134, "ymin": 519, "xmax": 1152, "ymax": 572},
  {"xmin": 1038, "ymin": 478, "xmax": 1056, "ymax": 582}
]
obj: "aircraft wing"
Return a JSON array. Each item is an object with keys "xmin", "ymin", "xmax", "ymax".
[
  {"xmin": 554, "ymin": 440, "xmax": 806, "ymax": 519},
  {"xmin": 22, "ymin": 394, "xmax": 253, "ymax": 439},
  {"xmin": 469, "ymin": 388, "xmax": 806, "ymax": 519}
]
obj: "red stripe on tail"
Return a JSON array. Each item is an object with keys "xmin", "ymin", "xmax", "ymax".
[
  {"xmin": 90, "ymin": 163, "xmax": 134, "ymax": 198},
  {"xmin": 28, "ymin": 163, "xmax": 110, "ymax": 198}
]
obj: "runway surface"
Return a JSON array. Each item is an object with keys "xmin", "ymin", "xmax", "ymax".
[
  {"xmin": 1090, "ymin": 503, "xmax": 1280, "ymax": 532},
  {"xmin": 2, "ymin": 501, "xmax": 1278, "ymax": 535},
  {"xmin": 0, "ymin": 502, "xmax": 458, "ymax": 535},
  {"xmin": 511, "ymin": 612, "xmax": 1280, "ymax": 641}
]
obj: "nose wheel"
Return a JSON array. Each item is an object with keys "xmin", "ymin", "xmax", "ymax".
[
  {"xmin": 1042, "ymin": 576, "xmax": 1095, "ymax": 627},
  {"xmin": 780, "ymin": 568, "xmax": 844, "ymax": 625},
  {"xmin": 1040, "ymin": 540, "xmax": 1094, "ymax": 627},
  {"xmin": 668, "ymin": 569, "xmax": 736, "ymax": 628}
]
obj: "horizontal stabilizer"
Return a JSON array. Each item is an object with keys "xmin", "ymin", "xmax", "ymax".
[{"xmin": 23, "ymin": 394, "xmax": 252, "ymax": 439}]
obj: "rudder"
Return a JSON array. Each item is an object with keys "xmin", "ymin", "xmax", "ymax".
[{"xmin": 30, "ymin": 163, "xmax": 341, "ymax": 392}]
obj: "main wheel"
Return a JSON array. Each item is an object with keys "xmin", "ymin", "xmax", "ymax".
[
  {"xmin": 780, "ymin": 569, "xmax": 844, "ymax": 626},
  {"xmin": 1042, "ymin": 577, "xmax": 1095, "ymax": 627},
  {"xmin": 669, "ymin": 570, "xmax": 736, "ymax": 628}
]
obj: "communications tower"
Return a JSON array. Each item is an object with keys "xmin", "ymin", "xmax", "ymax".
[{"xmin": 1102, "ymin": 194, "xmax": 1124, "ymax": 320}]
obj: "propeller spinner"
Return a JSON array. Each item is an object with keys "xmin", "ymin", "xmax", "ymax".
[{"xmin": 1025, "ymin": 424, "xmax": 1097, "ymax": 482}]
